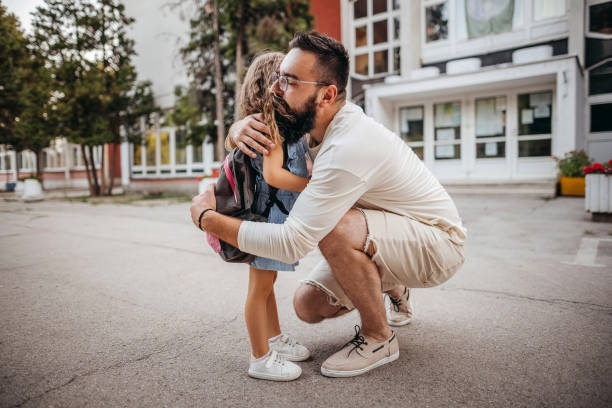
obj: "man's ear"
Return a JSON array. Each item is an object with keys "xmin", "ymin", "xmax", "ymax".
[{"xmin": 318, "ymin": 85, "xmax": 339, "ymax": 107}]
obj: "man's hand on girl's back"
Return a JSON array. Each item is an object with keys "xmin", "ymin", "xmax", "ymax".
[{"xmin": 229, "ymin": 113, "xmax": 275, "ymax": 158}]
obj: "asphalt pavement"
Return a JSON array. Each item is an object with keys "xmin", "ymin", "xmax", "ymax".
[{"xmin": 1, "ymin": 193, "xmax": 611, "ymax": 407}]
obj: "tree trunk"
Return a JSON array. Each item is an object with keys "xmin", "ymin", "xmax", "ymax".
[
  {"xmin": 100, "ymin": 144, "xmax": 107, "ymax": 196},
  {"xmin": 88, "ymin": 145, "xmax": 101, "ymax": 196},
  {"xmin": 81, "ymin": 144, "xmax": 94, "ymax": 196},
  {"xmin": 107, "ymin": 143, "xmax": 116, "ymax": 196},
  {"xmin": 35, "ymin": 150, "xmax": 42, "ymax": 183},
  {"xmin": 234, "ymin": 0, "xmax": 244, "ymax": 121},
  {"xmin": 212, "ymin": 0, "xmax": 226, "ymax": 161}
]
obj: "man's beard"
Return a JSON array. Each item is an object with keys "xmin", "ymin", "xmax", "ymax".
[{"xmin": 272, "ymin": 93, "xmax": 317, "ymax": 145}]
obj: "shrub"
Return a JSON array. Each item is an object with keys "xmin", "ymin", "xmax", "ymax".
[{"xmin": 555, "ymin": 150, "xmax": 591, "ymax": 178}]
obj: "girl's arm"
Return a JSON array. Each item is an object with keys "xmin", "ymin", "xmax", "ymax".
[{"xmin": 262, "ymin": 144, "xmax": 309, "ymax": 192}]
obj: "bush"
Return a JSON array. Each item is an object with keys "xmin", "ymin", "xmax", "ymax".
[{"xmin": 555, "ymin": 150, "xmax": 591, "ymax": 178}]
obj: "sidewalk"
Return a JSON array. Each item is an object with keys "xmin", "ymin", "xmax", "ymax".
[{"xmin": 0, "ymin": 195, "xmax": 611, "ymax": 407}]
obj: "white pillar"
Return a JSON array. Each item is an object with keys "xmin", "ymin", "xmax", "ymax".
[
  {"xmin": 203, "ymin": 142, "xmax": 214, "ymax": 174},
  {"xmin": 11, "ymin": 150, "xmax": 18, "ymax": 182},
  {"xmin": 120, "ymin": 126, "xmax": 130, "ymax": 186}
]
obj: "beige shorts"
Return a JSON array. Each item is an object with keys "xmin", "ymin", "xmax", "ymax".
[{"xmin": 301, "ymin": 209, "xmax": 465, "ymax": 310}]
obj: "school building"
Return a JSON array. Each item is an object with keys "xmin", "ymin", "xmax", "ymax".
[{"xmin": 1, "ymin": 0, "xmax": 611, "ymax": 191}]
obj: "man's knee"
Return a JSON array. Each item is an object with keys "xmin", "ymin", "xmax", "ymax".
[
  {"xmin": 293, "ymin": 284, "xmax": 329, "ymax": 324},
  {"xmin": 319, "ymin": 209, "xmax": 366, "ymax": 254}
]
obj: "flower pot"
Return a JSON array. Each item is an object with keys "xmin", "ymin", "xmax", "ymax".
[
  {"xmin": 560, "ymin": 177, "xmax": 585, "ymax": 196},
  {"xmin": 585, "ymin": 174, "xmax": 612, "ymax": 213},
  {"xmin": 22, "ymin": 179, "xmax": 44, "ymax": 202}
]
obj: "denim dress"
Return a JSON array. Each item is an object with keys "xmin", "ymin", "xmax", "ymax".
[{"xmin": 249, "ymin": 139, "xmax": 309, "ymax": 271}]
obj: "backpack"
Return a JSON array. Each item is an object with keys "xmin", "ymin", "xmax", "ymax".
[{"xmin": 206, "ymin": 145, "xmax": 289, "ymax": 263}]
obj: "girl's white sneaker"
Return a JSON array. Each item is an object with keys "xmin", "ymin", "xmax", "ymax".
[
  {"xmin": 269, "ymin": 333, "xmax": 311, "ymax": 361},
  {"xmin": 248, "ymin": 350, "xmax": 302, "ymax": 381}
]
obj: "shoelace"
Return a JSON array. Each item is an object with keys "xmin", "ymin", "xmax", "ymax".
[
  {"xmin": 343, "ymin": 325, "xmax": 367, "ymax": 357},
  {"xmin": 264, "ymin": 350, "xmax": 286, "ymax": 368},
  {"xmin": 280, "ymin": 334, "xmax": 297, "ymax": 348},
  {"xmin": 388, "ymin": 294, "xmax": 402, "ymax": 312}
]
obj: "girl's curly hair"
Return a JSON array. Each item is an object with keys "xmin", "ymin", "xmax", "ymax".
[{"xmin": 230, "ymin": 52, "xmax": 285, "ymax": 150}]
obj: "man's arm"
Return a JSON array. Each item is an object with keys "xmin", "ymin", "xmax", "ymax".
[{"xmin": 189, "ymin": 184, "xmax": 242, "ymax": 247}]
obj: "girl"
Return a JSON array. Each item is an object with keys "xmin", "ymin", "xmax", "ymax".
[{"xmin": 231, "ymin": 52, "xmax": 311, "ymax": 381}]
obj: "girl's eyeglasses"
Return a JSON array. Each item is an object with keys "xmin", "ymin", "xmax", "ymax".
[{"xmin": 272, "ymin": 71, "xmax": 329, "ymax": 92}]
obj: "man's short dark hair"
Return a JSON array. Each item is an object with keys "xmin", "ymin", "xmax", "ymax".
[{"xmin": 289, "ymin": 31, "xmax": 349, "ymax": 96}]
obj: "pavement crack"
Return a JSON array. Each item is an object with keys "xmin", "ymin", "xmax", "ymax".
[
  {"xmin": 442, "ymin": 287, "xmax": 612, "ymax": 311},
  {"xmin": 11, "ymin": 345, "xmax": 170, "ymax": 407}
]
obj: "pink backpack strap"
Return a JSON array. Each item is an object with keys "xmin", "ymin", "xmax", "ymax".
[
  {"xmin": 223, "ymin": 155, "xmax": 238, "ymax": 203},
  {"xmin": 206, "ymin": 232, "xmax": 222, "ymax": 253}
]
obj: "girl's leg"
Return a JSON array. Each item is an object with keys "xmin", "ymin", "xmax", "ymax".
[
  {"xmin": 265, "ymin": 271, "xmax": 281, "ymax": 340},
  {"xmin": 245, "ymin": 266, "xmax": 277, "ymax": 358}
]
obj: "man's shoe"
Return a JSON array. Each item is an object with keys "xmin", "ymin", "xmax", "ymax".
[
  {"xmin": 320, "ymin": 325, "xmax": 399, "ymax": 378},
  {"xmin": 386, "ymin": 287, "xmax": 414, "ymax": 327},
  {"xmin": 248, "ymin": 350, "xmax": 302, "ymax": 381},
  {"xmin": 269, "ymin": 333, "xmax": 311, "ymax": 362}
]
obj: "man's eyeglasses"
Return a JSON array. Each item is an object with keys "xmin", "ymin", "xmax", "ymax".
[{"xmin": 272, "ymin": 71, "xmax": 329, "ymax": 92}]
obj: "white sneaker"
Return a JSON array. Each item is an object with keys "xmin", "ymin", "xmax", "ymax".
[
  {"xmin": 248, "ymin": 350, "xmax": 302, "ymax": 381},
  {"xmin": 269, "ymin": 333, "xmax": 311, "ymax": 362}
]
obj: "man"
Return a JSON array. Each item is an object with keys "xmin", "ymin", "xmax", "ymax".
[{"xmin": 191, "ymin": 32, "xmax": 466, "ymax": 378}]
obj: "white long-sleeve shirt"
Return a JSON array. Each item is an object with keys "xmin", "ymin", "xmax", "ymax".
[{"xmin": 238, "ymin": 103, "xmax": 467, "ymax": 264}]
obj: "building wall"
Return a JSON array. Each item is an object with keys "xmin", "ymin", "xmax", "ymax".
[{"xmin": 310, "ymin": 0, "xmax": 342, "ymax": 41}]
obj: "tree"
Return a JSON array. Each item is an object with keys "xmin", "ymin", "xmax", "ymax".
[
  {"xmin": 31, "ymin": 0, "xmax": 156, "ymax": 196},
  {"xmin": 177, "ymin": 0, "xmax": 313, "ymax": 160},
  {"xmin": 0, "ymin": 4, "xmax": 30, "ymax": 177}
]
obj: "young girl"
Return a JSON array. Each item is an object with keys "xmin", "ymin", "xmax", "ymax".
[{"xmin": 230, "ymin": 52, "xmax": 311, "ymax": 381}]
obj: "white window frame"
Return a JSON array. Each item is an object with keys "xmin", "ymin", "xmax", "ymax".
[
  {"xmin": 397, "ymin": 105, "xmax": 425, "ymax": 160},
  {"xmin": 585, "ymin": 0, "xmax": 612, "ymax": 40},
  {"xmin": 433, "ymin": 100, "xmax": 462, "ymax": 162},
  {"xmin": 350, "ymin": 0, "xmax": 402, "ymax": 79},
  {"xmin": 516, "ymin": 88, "xmax": 555, "ymax": 159},
  {"xmin": 474, "ymin": 95, "xmax": 508, "ymax": 160},
  {"xmin": 421, "ymin": 0, "xmax": 569, "ymax": 65}
]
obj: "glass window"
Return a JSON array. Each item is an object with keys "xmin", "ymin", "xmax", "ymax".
[
  {"xmin": 393, "ymin": 46, "xmax": 401, "ymax": 73},
  {"xmin": 517, "ymin": 91, "xmax": 552, "ymax": 135},
  {"xmin": 355, "ymin": 53, "xmax": 369, "ymax": 75},
  {"xmin": 519, "ymin": 139, "xmax": 551, "ymax": 157},
  {"xmin": 393, "ymin": 0, "xmax": 400, "ymax": 10},
  {"xmin": 176, "ymin": 130, "xmax": 187, "ymax": 165},
  {"xmin": 354, "ymin": 0, "xmax": 367, "ymax": 19},
  {"xmin": 434, "ymin": 101, "xmax": 461, "ymax": 160},
  {"xmin": 426, "ymin": 2, "xmax": 448, "ymax": 42},
  {"xmin": 373, "ymin": 20, "xmax": 388, "ymax": 44},
  {"xmin": 145, "ymin": 133, "xmax": 156, "ymax": 166},
  {"xmin": 355, "ymin": 25, "xmax": 367, "ymax": 47},
  {"xmin": 476, "ymin": 96, "xmax": 506, "ymax": 158},
  {"xmin": 373, "ymin": 0, "xmax": 386, "ymax": 15},
  {"xmin": 133, "ymin": 144, "xmax": 142, "ymax": 166},
  {"xmin": 591, "ymin": 103, "xmax": 612, "ymax": 132},
  {"xmin": 476, "ymin": 97, "xmax": 506, "ymax": 138},
  {"xmin": 477, "ymin": 142, "xmax": 506, "ymax": 158},
  {"xmin": 399, "ymin": 106, "xmax": 424, "ymax": 160},
  {"xmin": 374, "ymin": 50, "xmax": 388, "ymax": 74},
  {"xmin": 589, "ymin": 2, "xmax": 612, "ymax": 34},
  {"xmin": 533, "ymin": 0, "xmax": 565, "ymax": 21},
  {"xmin": 589, "ymin": 62, "xmax": 612, "ymax": 95},
  {"xmin": 393, "ymin": 16, "xmax": 400, "ymax": 40},
  {"xmin": 399, "ymin": 106, "xmax": 424, "ymax": 142},
  {"xmin": 160, "ymin": 132, "xmax": 170, "ymax": 165}
]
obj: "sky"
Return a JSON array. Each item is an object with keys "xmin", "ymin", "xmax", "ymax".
[{"xmin": 3, "ymin": 0, "xmax": 190, "ymax": 109}]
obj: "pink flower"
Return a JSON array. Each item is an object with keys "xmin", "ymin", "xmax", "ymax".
[
  {"xmin": 583, "ymin": 166, "xmax": 593, "ymax": 175},
  {"xmin": 593, "ymin": 162, "xmax": 604, "ymax": 172}
]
